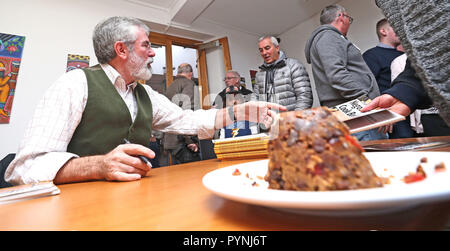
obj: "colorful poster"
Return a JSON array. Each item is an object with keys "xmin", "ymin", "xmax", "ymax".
[
  {"xmin": 0, "ymin": 33, "xmax": 25, "ymax": 123},
  {"xmin": 66, "ymin": 54, "xmax": 90, "ymax": 72}
]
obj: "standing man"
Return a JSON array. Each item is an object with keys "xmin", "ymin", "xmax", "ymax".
[
  {"xmin": 362, "ymin": 0, "xmax": 450, "ymax": 135},
  {"xmin": 164, "ymin": 63, "xmax": 200, "ymax": 164},
  {"xmin": 363, "ymin": 19, "xmax": 411, "ymax": 138},
  {"xmin": 213, "ymin": 70, "xmax": 252, "ymax": 109},
  {"xmin": 253, "ymin": 36, "xmax": 312, "ymax": 111},
  {"xmin": 304, "ymin": 4, "xmax": 387, "ymax": 141},
  {"xmin": 363, "ymin": 19, "xmax": 403, "ymax": 93}
]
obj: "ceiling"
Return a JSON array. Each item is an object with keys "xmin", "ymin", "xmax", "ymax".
[{"xmin": 125, "ymin": 0, "xmax": 338, "ymax": 40}]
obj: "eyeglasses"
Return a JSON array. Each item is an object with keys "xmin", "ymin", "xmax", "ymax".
[
  {"xmin": 224, "ymin": 77, "xmax": 238, "ymax": 81},
  {"xmin": 340, "ymin": 13, "xmax": 353, "ymax": 24}
]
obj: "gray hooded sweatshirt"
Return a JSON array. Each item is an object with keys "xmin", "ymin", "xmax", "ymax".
[{"xmin": 305, "ymin": 24, "xmax": 380, "ymax": 107}]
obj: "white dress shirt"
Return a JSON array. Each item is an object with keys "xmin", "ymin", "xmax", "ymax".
[{"xmin": 6, "ymin": 64, "xmax": 217, "ymax": 185}]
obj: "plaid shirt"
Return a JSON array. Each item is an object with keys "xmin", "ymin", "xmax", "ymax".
[{"xmin": 6, "ymin": 64, "xmax": 216, "ymax": 185}]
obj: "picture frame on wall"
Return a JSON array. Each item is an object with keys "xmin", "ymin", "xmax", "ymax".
[{"xmin": 0, "ymin": 32, "xmax": 26, "ymax": 124}]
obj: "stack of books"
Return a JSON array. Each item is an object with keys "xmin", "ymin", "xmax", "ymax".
[
  {"xmin": 213, "ymin": 133, "xmax": 269, "ymax": 160},
  {"xmin": 212, "ymin": 100, "xmax": 404, "ymax": 161}
]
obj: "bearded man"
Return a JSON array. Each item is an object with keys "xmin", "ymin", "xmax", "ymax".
[{"xmin": 5, "ymin": 16, "xmax": 285, "ymax": 186}]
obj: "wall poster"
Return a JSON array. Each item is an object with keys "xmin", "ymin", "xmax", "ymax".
[
  {"xmin": 66, "ymin": 54, "xmax": 90, "ymax": 72},
  {"xmin": 0, "ymin": 32, "xmax": 25, "ymax": 123}
]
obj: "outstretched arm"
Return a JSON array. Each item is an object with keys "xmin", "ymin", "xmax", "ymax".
[{"xmin": 214, "ymin": 101, "xmax": 286, "ymax": 130}]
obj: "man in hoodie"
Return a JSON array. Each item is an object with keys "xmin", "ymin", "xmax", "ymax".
[
  {"xmin": 304, "ymin": 4, "xmax": 387, "ymax": 141},
  {"xmin": 253, "ymin": 36, "xmax": 312, "ymax": 112}
]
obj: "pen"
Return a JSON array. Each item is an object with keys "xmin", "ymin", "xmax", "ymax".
[{"xmin": 123, "ymin": 138, "xmax": 152, "ymax": 168}]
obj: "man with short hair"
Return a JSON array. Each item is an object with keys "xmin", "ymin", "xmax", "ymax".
[
  {"xmin": 363, "ymin": 19, "xmax": 403, "ymax": 93},
  {"xmin": 213, "ymin": 70, "xmax": 252, "ymax": 109},
  {"xmin": 164, "ymin": 63, "xmax": 200, "ymax": 164},
  {"xmin": 363, "ymin": 19, "xmax": 411, "ymax": 138},
  {"xmin": 304, "ymin": 4, "xmax": 387, "ymax": 141},
  {"xmin": 213, "ymin": 70, "xmax": 256, "ymax": 138},
  {"xmin": 362, "ymin": 0, "xmax": 450, "ymax": 136},
  {"xmin": 252, "ymin": 36, "xmax": 312, "ymax": 111},
  {"xmin": 5, "ymin": 16, "xmax": 284, "ymax": 185}
]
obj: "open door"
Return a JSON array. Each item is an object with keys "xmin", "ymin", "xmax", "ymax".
[
  {"xmin": 149, "ymin": 32, "xmax": 232, "ymax": 110},
  {"xmin": 197, "ymin": 37, "xmax": 232, "ymax": 109}
]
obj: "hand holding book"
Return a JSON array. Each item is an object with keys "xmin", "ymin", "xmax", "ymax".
[
  {"xmin": 331, "ymin": 96, "xmax": 405, "ymax": 134},
  {"xmin": 361, "ymin": 94, "xmax": 412, "ymax": 117}
]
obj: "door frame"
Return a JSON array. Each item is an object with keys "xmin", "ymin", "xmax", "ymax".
[{"xmin": 149, "ymin": 32, "xmax": 231, "ymax": 109}]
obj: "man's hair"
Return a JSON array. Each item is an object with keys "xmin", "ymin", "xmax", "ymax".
[
  {"xmin": 376, "ymin": 18, "xmax": 389, "ymax": 39},
  {"xmin": 258, "ymin": 36, "xmax": 279, "ymax": 47},
  {"xmin": 226, "ymin": 70, "xmax": 240, "ymax": 79},
  {"xmin": 93, "ymin": 16, "xmax": 150, "ymax": 64},
  {"xmin": 177, "ymin": 63, "xmax": 193, "ymax": 75},
  {"xmin": 320, "ymin": 4, "xmax": 346, "ymax": 25}
]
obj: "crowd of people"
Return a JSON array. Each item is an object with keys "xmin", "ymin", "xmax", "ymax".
[{"xmin": 1, "ymin": 0, "xmax": 448, "ymax": 187}]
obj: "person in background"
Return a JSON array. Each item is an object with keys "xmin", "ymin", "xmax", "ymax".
[
  {"xmin": 304, "ymin": 4, "xmax": 387, "ymax": 141},
  {"xmin": 164, "ymin": 63, "xmax": 200, "ymax": 164},
  {"xmin": 213, "ymin": 70, "xmax": 256, "ymax": 139},
  {"xmin": 213, "ymin": 70, "xmax": 252, "ymax": 109},
  {"xmin": 363, "ymin": 18, "xmax": 412, "ymax": 138},
  {"xmin": 252, "ymin": 36, "xmax": 312, "ymax": 111},
  {"xmin": 148, "ymin": 132, "xmax": 161, "ymax": 168},
  {"xmin": 363, "ymin": 18, "xmax": 403, "ymax": 93},
  {"xmin": 391, "ymin": 50, "xmax": 449, "ymax": 137},
  {"xmin": 362, "ymin": 0, "xmax": 449, "ymax": 132},
  {"xmin": 4, "ymin": 16, "xmax": 285, "ymax": 185}
]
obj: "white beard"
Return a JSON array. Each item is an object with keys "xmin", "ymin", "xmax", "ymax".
[{"xmin": 128, "ymin": 51, "xmax": 153, "ymax": 81}]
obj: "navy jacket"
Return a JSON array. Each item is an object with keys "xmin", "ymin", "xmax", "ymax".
[{"xmin": 363, "ymin": 46, "xmax": 404, "ymax": 93}]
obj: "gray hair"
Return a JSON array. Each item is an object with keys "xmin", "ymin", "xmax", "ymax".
[
  {"xmin": 320, "ymin": 4, "xmax": 346, "ymax": 25},
  {"xmin": 177, "ymin": 63, "xmax": 193, "ymax": 75},
  {"xmin": 93, "ymin": 16, "xmax": 150, "ymax": 64},
  {"xmin": 226, "ymin": 70, "xmax": 240, "ymax": 79},
  {"xmin": 258, "ymin": 36, "xmax": 279, "ymax": 47}
]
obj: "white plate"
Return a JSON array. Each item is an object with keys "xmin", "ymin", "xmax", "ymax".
[{"xmin": 202, "ymin": 152, "xmax": 450, "ymax": 216}]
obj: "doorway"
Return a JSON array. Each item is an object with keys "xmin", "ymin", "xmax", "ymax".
[
  {"xmin": 147, "ymin": 32, "xmax": 231, "ymax": 109},
  {"xmin": 146, "ymin": 32, "xmax": 232, "ymax": 166}
]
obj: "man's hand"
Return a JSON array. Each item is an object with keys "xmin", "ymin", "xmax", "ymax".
[
  {"xmin": 187, "ymin": 143, "xmax": 198, "ymax": 152},
  {"xmin": 101, "ymin": 143, "xmax": 155, "ymax": 181},
  {"xmin": 361, "ymin": 94, "xmax": 411, "ymax": 116},
  {"xmin": 361, "ymin": 94, "xmax": 411, "ymax": 135},
  {"xmin": 214, "ymin": 101, "xmax": 286, "ymax": 131},
  {"xmin": 235, "ymin": 101, "xmax": 287, "ymax": 128},
  {"xmin": 54, "ymin": 143, "xmax": 155, "ymax": 184}
]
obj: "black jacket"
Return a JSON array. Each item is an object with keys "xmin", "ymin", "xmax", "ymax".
[
  {"xmin": 213, "ymin": 86, "xmax": 253, "ymax": 109},
  {"xmin": 383, "ymin": 59, "xmax": 432, "ymax": 111}
]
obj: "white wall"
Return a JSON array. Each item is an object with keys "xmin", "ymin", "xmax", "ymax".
[
  {"xmin": 193, "ymin": 18, "xmax": 262, "ymax": 96},
  {"xmin": 279, "ymin": 0, "xmax": 385, "ymax": 106},
  {"xmin": 205, "ymin": 45, "xmax": 225, "ymax": 105}
]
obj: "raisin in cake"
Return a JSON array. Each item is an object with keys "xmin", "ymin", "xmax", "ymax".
[{"xmin": 265, "ymin": 107, "xmax": 383, "ymax": 191}]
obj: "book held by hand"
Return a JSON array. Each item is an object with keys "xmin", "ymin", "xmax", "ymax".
[
  {"xmin": 342, "ymin": 109, "xmax": 405, "ymax": 134},
  {"xmin": 330, "ymin": 97, "xmax": 405, "ymax": 134}
]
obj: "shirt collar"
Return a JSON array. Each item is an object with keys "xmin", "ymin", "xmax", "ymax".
[
  {"xmin": 377, "ymin": 42, "xmax": 395, "ymax": 49},
  {"xmin": 100, "ymin": 63, "xmax": 137, "ymax": 91}
]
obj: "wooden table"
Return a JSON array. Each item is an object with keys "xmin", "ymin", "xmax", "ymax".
[{"xmin": 1, "ymin": 136, "xmax": 449, "ymax": 231}]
